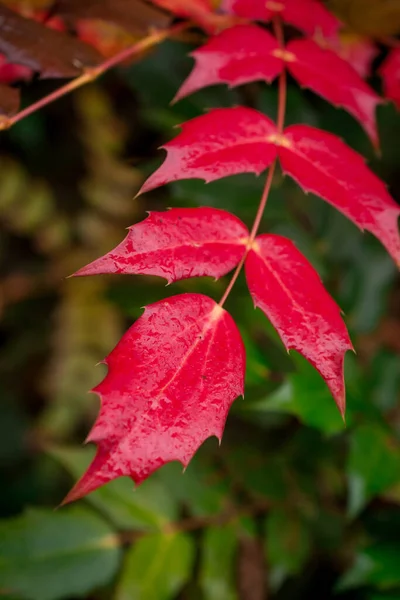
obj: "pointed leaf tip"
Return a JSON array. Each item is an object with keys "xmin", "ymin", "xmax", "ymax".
[
  {"xmin": 73, "ymin": 208, "xmax": 249, "ymax": 283},
  {"xmin": 139, "ymin": 107, "xmax": 279, "ymax": 194},
  {"xmin": 64, "ymin": 294, "xmax": 245, "ymax": 501},
  {"xmin": 245, "ymin": 235, "xmax": 353, "ymax": 414},
  {"xmin": 279, "ymin": 126, "xmax": 400, "ymax": 265},
  {"xmin": 174, "ymin": 24, "xmax": 284, "ymax": 102},
  {"xmin": 285, "ymin": 39, "xmax": 382, "ymax": 147}
]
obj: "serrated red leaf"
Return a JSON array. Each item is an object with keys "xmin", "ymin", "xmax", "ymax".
[
  {"xmin": 286, "ymin": 39, "xmax": 381, "ymax": 147},
  {"xmin": 175, "ymin": 28, "xmax": 380, "ymax": 145},
  {"xmin": 380, "ymin": 48, "xmax": 400, "ymax": 110},
  {"xmin": 139, "ymin": 107, "xmax": 278, "ymax": 194},
  {"xmin": 278, "ymin": 125, "xmax": 400, "ymax": 265},
  {"xmin": 62, "ymin": 293, "xmax": 245, "ymax": 502},
  {"xmin": 140, "ymin": 108, "xmax": 400, "ymax": 264},
  {"xmin": 246, "ymin": 235, "xmax": 352, "ymax": 415},
  {"xmin": 74, "ymin": 208, "xmax": 249, "ymax": 282},
  {"xmin": 223, "ymin": 0, "xmax": 340, "ymax": 40},
  {"xmin": 174, "ymin": 24, "xmax": 283, "ymax": 102}
]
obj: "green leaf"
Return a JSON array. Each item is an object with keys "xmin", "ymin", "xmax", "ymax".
[
  {"xmin": 200, "ymin": 526, "xmax": 238, "ymax": 600},
  {"xmin": 48, "ymin": 445, "xmax": 177, "ymax": 530},
  {"xmin": 242, "ymin": 354, "xmax": 346, "ymax": 434},
  {"xmin": 338, "ymin": 544, "xmax": 400, "ymax": 591},
  {"xmin": 0, "ymin": 507, "xmax": 121, "ymax": 600},
  {"xmin": 347, "ymin": 425, "xmax": 400, "ymax": 517},
  {"xmin": 116, "ymin": 532, "xmax": 194, "ymax": 600},
  {"xmin": 265, "ymin": 508, "xmax": 312, "ymax": 586}
]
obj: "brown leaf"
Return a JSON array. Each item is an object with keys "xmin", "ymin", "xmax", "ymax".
[
  {"xmin": 56, "ymin": 0, "xmax": 171, "ymax": 36},
  {"xmin": 328, "ymin": 0, "xmax": 400, "ymax": 36},
  {"xmin": 0, "ymin": 4, "xmax": 102, "ymax": 78},
  {"xmin": 0, "ymin": 82, "xmax": 19, "ymax": 115}
]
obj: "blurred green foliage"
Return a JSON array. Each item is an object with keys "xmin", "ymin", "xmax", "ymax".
[{"xmin": 0, "ymin": 28, "xmax": 399, "ymax": 600}]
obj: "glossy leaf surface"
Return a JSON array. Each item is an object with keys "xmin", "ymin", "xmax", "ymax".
[
  {"xmin": 63, "ymin": 294, "xmax": 245, "ymax": 502},
  {"xmin": 286, "ymin": 39, "xmax": 381, "ymax": 146},
  {"xmin": 174, "ymin": 24, "xmax": 282, "ymax": 102},
  {"xmin": 380, "ymin": 48, "xmax": 400, "ymax": 109},
  {"xmin": 74, "ymin": 208, "xmax": 249, "ymax": 283},
  {"xmin": 139, "ymin": 107, "xmax": 278, "ymax": 194},
  {"xmin": 175, "ymin": 28, "xmax": 380, "ymax": 144},
  {"xmin": 140, "ymin": 108, "xmax": 400, "ymax": 265},
  {"xmin": 223, "ymin": 0, "xmax": 340, "ymax": 39},
  {"xmin": 245, "ymin": 234, "xmax": 353, "ymax": 414},
  {"xmin": 278, "ymin": 125, "xmax": 400, "ymax": 265}
]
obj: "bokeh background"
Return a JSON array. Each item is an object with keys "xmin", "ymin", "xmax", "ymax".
[{"xmin": 0, "ymin": 1, "xmax": 400, "ymax": 599}]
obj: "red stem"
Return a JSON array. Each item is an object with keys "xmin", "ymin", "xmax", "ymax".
[
  {"xmin": 219, "ymin": 17, "xmax": 287, "ymax": 308},
  {"xmin": 0, "ymin": 22, "xmax": 188, "ymax": 131}
]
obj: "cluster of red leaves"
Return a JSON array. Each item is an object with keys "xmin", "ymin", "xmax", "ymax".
[
  {"xmin": 58, "ymin": 0, "xmax": 400, "ymax": 504},
  {"xmin": 1, "ymin": 0, "xmax": 400, "ymax": 117}
]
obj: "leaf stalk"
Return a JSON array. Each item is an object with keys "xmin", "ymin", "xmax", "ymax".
[{"xmin": 219, "ymin": 16, "xmax": 287, "ymax": 308}]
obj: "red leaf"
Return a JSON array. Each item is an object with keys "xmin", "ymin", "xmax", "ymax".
[
  {"xmin": 74, "ymin": 208, "xmax": 249, "ymax": 282},
  {"xmin": 223, "ymin": 0, "xmax": 340, "ymax": 40},
  {"xmin": 286, "ymin": 39, "xmax": 381, "ymax": 147},
  {"xmin": 174, "ymin": 24, "xmax": 283, "ymax": 102},
  {"xmin": 380, "ymin": 48, "xmax": 400, "ymax": 110},
  {"xmin": 62, "ymin": 294, "xmax": 245, "ymax": 502},
  {"xmin": 149, "ymin": 0, "xmax": 232, "ymax": 33},
  {"xmin": 140, "ymin": 108, "xmax": 400, "ymax": 264},
  {"xmin": 175, "ymin": 29, "xmax": 380, "ymax": 145},
  {"xmin": 246, "ymin": 235, "xmax": 353, "ymax": 415},
  {"xmin": 139, "ymin": 107, "xmax": 278, "ymax": 194},
  {"xmin": 278, "ymin": 125, "xmax": 400, "ymax": 265}
]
